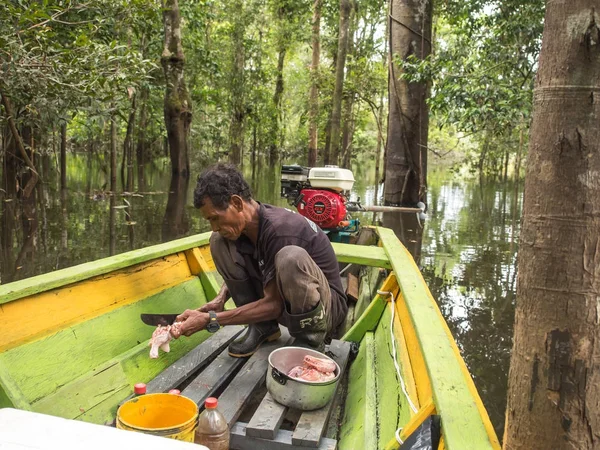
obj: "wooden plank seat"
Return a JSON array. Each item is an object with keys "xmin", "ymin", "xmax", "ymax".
[
  {"xmin": 143, "ymin": 329, "xmax": 352, "ymax": 450},
  {"xmin": 231, "ymin": 340, "xmax": 352, "ymax": 450}
]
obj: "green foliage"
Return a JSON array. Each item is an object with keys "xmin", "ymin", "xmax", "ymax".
[
  {"xmin": 1, "ymin": 0, "xmax": 160, "ymax": 131},
  {"xmin": 398, "ymin": 0, "xmax": 544, "ymax": 174},
  {"xmin": 2, "ymin": 0, "xmax": 543, "ymax": 179}
]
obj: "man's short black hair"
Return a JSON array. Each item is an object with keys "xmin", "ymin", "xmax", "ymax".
[{"xmin": 194, "ymin": 163, "xmax": 253, "ymax": 209}]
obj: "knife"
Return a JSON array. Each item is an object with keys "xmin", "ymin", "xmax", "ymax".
[{"xmin": 140, "ymin": 313, "xmax": 180, "ymax": 327}]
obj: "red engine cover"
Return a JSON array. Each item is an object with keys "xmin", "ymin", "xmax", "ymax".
[{"xmin": 297, "ymin": 189, "xmax": 347, "ymax": 229}]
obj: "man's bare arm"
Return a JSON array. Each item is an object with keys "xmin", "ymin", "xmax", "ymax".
[
  {"xmin": 198, "ymin": 283, "xmax": 230, "ymax": 313},
  {"xmin": 172, "ymin": 280, "xmax": 282, "ymax": 337}
]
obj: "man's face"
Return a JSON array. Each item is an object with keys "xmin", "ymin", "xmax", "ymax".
[{"xmin": 199, "ymin": 196, "xmax": 245, "ymax": 240}]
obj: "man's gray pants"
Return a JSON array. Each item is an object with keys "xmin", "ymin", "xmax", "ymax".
[{"xmin": 209, "ymin": 232, "xmax": 334, "ymax": 332}]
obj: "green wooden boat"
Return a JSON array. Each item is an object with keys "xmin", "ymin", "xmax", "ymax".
[{"xmin": 0, "ymin": 227, "xmax": 500, "ymax": 450}]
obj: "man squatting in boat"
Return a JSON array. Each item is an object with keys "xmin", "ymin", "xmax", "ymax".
[{"xmin": 170, "ymin": 163, "xmax": 348, "ymax": 357}]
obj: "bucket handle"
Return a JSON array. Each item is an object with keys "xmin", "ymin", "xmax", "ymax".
[{"xmin": 271, "ymin": 367, "xmax": 288, "ymax": 385}]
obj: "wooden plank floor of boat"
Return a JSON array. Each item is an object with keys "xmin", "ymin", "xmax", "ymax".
[{"xmin": 142, "ymin": 326, "xmax": 352, "ymax": 450}]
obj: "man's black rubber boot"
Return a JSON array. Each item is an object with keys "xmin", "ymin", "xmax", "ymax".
[
  {"xmin": 228, "ymin": 321, "xmax": 281, "ymax": 358},
  {"xmin": 285, "ymin": 302, "xmax": 329, "ymax": 352}
]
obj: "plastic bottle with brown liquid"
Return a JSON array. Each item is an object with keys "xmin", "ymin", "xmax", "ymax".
[{"xmin": 195, "ymin": 397, "xmax": 230, "ymax": 449}]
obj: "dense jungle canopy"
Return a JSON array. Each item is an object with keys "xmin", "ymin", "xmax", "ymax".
[{"xmin": 1, "ymin": 0, "xmax": 545, "ymax": 195}]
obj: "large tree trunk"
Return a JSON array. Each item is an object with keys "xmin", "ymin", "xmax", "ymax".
[
  {"xmin": 307, "ymin": 0, "xmax": 322, "ymax": 167},
  {"xmin": 329, "ymin": 0, "xmax": 352, "ymax": 166},
  {"xmin": 384, "ymin": 0, "xmax": 432, "ymax": 205},
  {"xmin": 161, "ymin": 0, "xmax": 192, "ymax": 177},
  {"xmin": 228, "ymin": 2, "xmax": 245, "ymax": 166},
  {"xmin": 504, "ymin": 3, "xmax": 600, "ymax": 449}
]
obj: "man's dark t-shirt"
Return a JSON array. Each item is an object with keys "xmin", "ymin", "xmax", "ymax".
[{"xmin": 235, "ymin": 203, "xmax": 348, "ymax": 329}]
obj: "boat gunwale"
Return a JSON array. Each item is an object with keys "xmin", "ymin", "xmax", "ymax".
[
  {"xmin": 0, "ymin": 233, "xmax": 213, "ymax": 305},
  {"xmin": 0, "ymin": 225, "xmax": 500, "ymax": 450},
  {"xmin": 377, "ymin": 226, "xmax": 500, "ymax": 450}
]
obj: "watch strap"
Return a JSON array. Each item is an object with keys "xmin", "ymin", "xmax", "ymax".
[{"xmin": 207, "ymin": 310, "xmax": 220, "ymax": 332}]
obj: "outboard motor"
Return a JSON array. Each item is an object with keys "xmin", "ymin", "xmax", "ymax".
[{"xmin": 281, "ymin": 165, "xmax": 358, "ymax": 239}]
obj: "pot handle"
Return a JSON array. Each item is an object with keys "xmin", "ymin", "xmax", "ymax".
[{"xmin": 271, "ymin": 367, "xmax": 288, "ymax": 385}]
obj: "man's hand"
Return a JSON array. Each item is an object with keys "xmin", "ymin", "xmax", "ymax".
[
  {"xmin": 170, "ymin": 309, "xmax": 209, "ymax": 338},
  {"xmin": 198, "ymin": 293, "xmax": 226, "ymax": 313}
]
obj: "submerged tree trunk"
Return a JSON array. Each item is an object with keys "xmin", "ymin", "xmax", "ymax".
[
  {"xmin": 136, "ymin": 86, "xmax": 149, "ymax": 192},
  {"xmin": 162, "ymin": 174, "xmax": 190, "ymax": 241},
  {"xmin": 329, "ymin": 0, "xmax": 352, "ymax": 166},
  {"xmin": 504, "ymin": 3, "xmax": 600, "ymax": 449},
  {"xmin": 384, "ymin": 0, "xmax": 432, "ymax": 205},
  {"xmin": 0, "ymin": 90, "xmax": 38, "ymax": 197},
  {"xmin": 229, "ymin": 1, "xmax": 246, "ymax": 166},
  {"xmin": 374, "ymin": 93, "xmax": 384, "ymax": 202},
  {"xmin": 123, "ymin": 90, "xmax": 136, "ymax": 192},
  {"xmin": 110, "ymin": 113, "xmax": 117, "ymax": 193},
  {"xmin": 161, "ymin": 0, "xmax": 192, "ymax": 177},
  {"xmin": 307, "ymin": 0, "xmax": 322, "ymax": 167},
  {"xmin": 60, "ymin": 122, "xmax": 67, "ymax": 190}
]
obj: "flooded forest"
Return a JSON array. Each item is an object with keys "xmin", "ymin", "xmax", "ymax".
[{"xmin": 3, "ymin": 0, "xmax": 564, "ymax": 444}]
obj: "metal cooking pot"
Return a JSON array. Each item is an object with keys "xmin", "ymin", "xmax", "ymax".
[{"xmin": 266, "ymin": 346, "xmax": 341, "ymax": 411}]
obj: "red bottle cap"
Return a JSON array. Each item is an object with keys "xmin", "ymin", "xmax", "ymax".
[
  {"xmin": 168, "ymin": 389, "xmax": 181, "ymax": 395},
  {"xmin": 134, "ymin": 383, "xmax": 146, "ymax": 395},
  {"xmin": 205, "ymin": 397, "xmax": 218, "ymax": 409}
]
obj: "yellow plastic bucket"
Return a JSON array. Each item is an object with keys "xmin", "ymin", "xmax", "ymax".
[{"xmin": 116, "ymin": 393, "xmax": 198, "ymax": 442}]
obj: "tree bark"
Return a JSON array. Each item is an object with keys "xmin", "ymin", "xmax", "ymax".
[
  {"xmin": 329, "ymin": 0, "xmax": 352, "ymax": 166},
  {"xmin": 228, "ymin": 1, "xmax": 245, "ymax": 166},
  {"xmin": 504, "ymin": 3, "xmax": 600, "ymax": 449},
  {"xmin": 161, "ymin": 0, "xmax": 192, "ymax": 177},
  {"xmin": 384, "ymin": 0, "xmax": 432, "ymax": 205},
  {"xmin": 307, "ymin": 0, "xmax": 322, "ymax": 167}
]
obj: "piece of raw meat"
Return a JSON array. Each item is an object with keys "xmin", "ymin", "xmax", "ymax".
[
  {"xmin": 148, "ymin": 322, "xmax": 181, "ymax": 359},
  {"xmin": 287, "ymin": 365, "xmax": 335, "ymax": 382},
  {"xmin": 303, "ymin": 355, "xmax": 336, "ymax": 373},
  {"xmin": 288, "ymin": 366, "xmax": 305, "ymax": 378},
  {"xmin": 287, "ymin": 355, "xmax": 336, "ymax": 382}
]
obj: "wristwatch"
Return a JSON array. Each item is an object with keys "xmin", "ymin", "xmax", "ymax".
[{"xmin": 206, "ymin": 310, "xmax": 220, "ymax": 333}]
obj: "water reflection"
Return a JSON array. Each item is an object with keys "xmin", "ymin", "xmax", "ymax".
[
  {"xmin": 420, "ymin": 167, "xmax": 521, "ymax": 438},
  {"xmin": 162, "ymin": 175, "xmax": 190, "ymax": 242},
  {"xmin": 0, "ymin": 154, "xmax": 520, "ymax": 438}
]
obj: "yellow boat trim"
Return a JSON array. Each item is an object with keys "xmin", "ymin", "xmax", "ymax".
[
  {"xmin": 0, "ymin": 253, "xmax": 194, "ymax": 352},
  {"xmin": 392, "ymin": 231, "xmax": 500, "ymax": 449},
  {"xmin": 390, "ymin": 300, "xmax": 420, "ymax": 411},
  {"xmin": 394, "ymin": 291, "xmax": 433, "ymax": 405}
]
